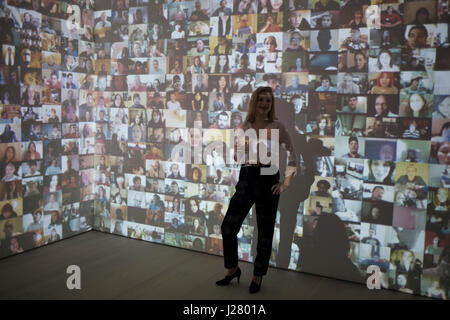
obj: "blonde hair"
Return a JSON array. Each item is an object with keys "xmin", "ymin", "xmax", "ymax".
[{"xmin": 244, "ymin": 87, "xmax": 278, "ymax": 123}]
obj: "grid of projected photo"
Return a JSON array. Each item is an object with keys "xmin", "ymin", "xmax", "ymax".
[
  {"xmin": 0, "ymin": 0, "xmax": 95, "ymax": 258},
  {"xmin": 0, "ymin": 0, "xmax": 449, "ymax": 299}
]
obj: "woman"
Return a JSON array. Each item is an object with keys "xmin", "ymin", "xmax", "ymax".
[
  {"xmin": 212, "ymin": 75, "xmax": 230, "ymax": 95},
  {"xmin": 260, "ymin": 15, "xmax": 281, "ymax": 33},
  {"xmin": 2, "ymin": 146, "xmax": 16, "ymax": 164},
  {"xmin": 151, "ymin": 79, "xmax": 162, "ymax": 92},
  {"xmin": 148, "ymin": 109, "xmax": 165, "ymax": 128},
  {"xmin": 350, "ymin": 51, "xmax": 367, "ymax": 72},
  {"xmin": 255, "ymin": 55, "xmax": 265, "ymax": 72},
  {"xmin": 290, "ymin": 57, "xmax": 307, "ymax": 72},
  {"xmin": 2, "ymin": 162, "xmax": 19, "ymax": 182},
  {"xmin": 191, "ymin": 56, "xmax": 206, "ymax": 74},
  {"xmin": 401, "ymin": 93, "xmax": 431, "ymax": 117},
  {"xmin": 346, "ymin": 8, "xmax": 366, "ymax": 28},
  {"xmin": 0, "ymin": 125, "xmax": 18, "ymax": 143},
  {"xmin": 3, "ymin": 181, "xmax": 20, "ymax": 200},
  {"xmin": 213, "ymin": 55, "xmax": 229, "ymax": 73},
  {"xmin": 24, "ymin": 141, "xmax": 41, "ymax": 160},
  {"xmin": 171, "ymin": 22, "xmax": 185, "ymax": 39},
  {"xmin": 113, "ymin": 94, "xmax": 125, "ymax": 108},
  {"xmin": 190, "ymin": 167, "xmax": 203, "ymax": 183},
  {"xmin": 191, "ymin": 92, "xmax": 205, "ymax": 111},
  {"xmin": 170, "ymin": 58, "xmax": 182, "ymax": 74},
  {"xmin": 367, "ymin": 160, "xmax": 395, "ymax": 184},
  {"xmin": 216, "ymin": 87, "xmax": 297, "ymax": 293},
  {"xmin": 130, "ymin": 115, "xmax": 145, "ymax": 142},
  {"xmin": 369, "ymin": 72, "xmax": 398, "ymax": 94},
  {"xmin": 405, "ymin": 25, "xmax": 430, "ymax": 49},
  {"xmin": 374, "ymin": 49, "xmax": 399, "ymax": 72},
  {"xmin": 312, "ymin": 117, "xmax": 333, "ymax": 136},
  {"xmin": 0, "ymin": 203, "xmax": 18, "ymax": 220},
  {"xmin": 394, "ymin": 250, "xmax": 422, "ymax": 293}
]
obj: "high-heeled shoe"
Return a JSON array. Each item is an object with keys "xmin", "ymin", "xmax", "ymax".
[
  {"xmin": 249, "ymin": 276, "xmax": 263, "ymax": 294},
  {"xmin": 216, "ymin": 267, "xmax": 241, "ymax": 286}
]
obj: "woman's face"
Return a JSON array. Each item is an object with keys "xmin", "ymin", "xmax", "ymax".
[
  {"xmin": 219, "ymin": 55, "xmax": 227, "ymax": 67},
  {"xmin": 196, "ymin": 40, "xmax": 204, "ymax": 51},
  {"xmin": 355, "ymin": 54, "xmax": 366, "ymax": 70},
  {"xmin": 195, "ymin": 93, "xmax": 201, "ymax": 101},
  {"xmin": 192, "ymin": 169, "xmax": 199, "ymax": 181},
  {"xmin": 256, "ymin": 91, "xmax": 272, "ymax": 116},
  {"xmin": 379, "ymin": 52, "xmax": 391, "ymax": 67},
  {"xmin": 6, "ymin": 147, "xmax": 14, "ymax": 160},
  {"xmin": 371, "ymin": 160, "xmax": 391, "ymax": 182},
  {"xmin": 265, "ymin": 37, "xmax": 276, "ymax": 52},
  {"xmin": 409, "ymin": 94, "xmax": 424, "ymax": 112},
  {"xmin": 408, "ymin": 28, "xmax": 427, "ymax": 48},
  {"xmin": 270, "ymin": 0, "xmax": 282, "ymax": 10},
  {"xmin": 218, "ymin": 76, "xmax": 226, "ymax": 88},
  {"xmin": 29, "ymin": 143, "xmax": 36, "ymax": 152},
  {"xmin": 438, "ymin": 142, "xmax": 450, "ymax": 164},
  {"xmin": 379, "ymin": 73, "xmax": 390, "ymax": 88}
]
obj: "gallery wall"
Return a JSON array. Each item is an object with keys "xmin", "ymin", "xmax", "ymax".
[
  {"xmin": 0, "ymin": 0, "xmax": 95, "ymax": 259},
  {"xmin": 0, "ymin": 0, "xmax": 448, "ymax": 300}
]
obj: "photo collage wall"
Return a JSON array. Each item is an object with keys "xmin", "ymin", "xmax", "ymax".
[
  {"xmin": 0, "ymin": 0, "xmax": 95, "ymax": 258},
  {"xmin": 0, "ymin": 0, "xmax": 449, "ymax": 299}
]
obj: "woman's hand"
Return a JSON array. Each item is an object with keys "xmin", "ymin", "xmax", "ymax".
[{"xmin": 271, "ymin": 181, "xmax": 289, "ymax": 195}]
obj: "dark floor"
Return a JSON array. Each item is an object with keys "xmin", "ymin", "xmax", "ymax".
[{"xmin": 0, "ymin": 230, "xmax": 429, "ymax": 300}]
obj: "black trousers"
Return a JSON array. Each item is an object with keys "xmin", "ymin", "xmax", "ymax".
[{"xmin": 221, "ymin": 166, "xmax": 280, "ymax": 276}]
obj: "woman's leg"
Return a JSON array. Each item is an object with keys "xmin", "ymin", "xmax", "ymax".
[
  {"xmin": 253, "ymin": 172, "xmax": 280, "ymax": 276},
  {"xmin": 221, "ymin": 177, "xmax": 255, "ymax": 270}
]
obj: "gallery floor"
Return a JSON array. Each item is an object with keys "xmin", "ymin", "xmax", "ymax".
[{"xmin": 0, "ymin": 231, "xmax": 429, "ymax": 300}]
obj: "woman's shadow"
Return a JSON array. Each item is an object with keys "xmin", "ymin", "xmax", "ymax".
[{"xmin": 249, "ymin": 98, "xmax": 362, "ymax": 284}]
